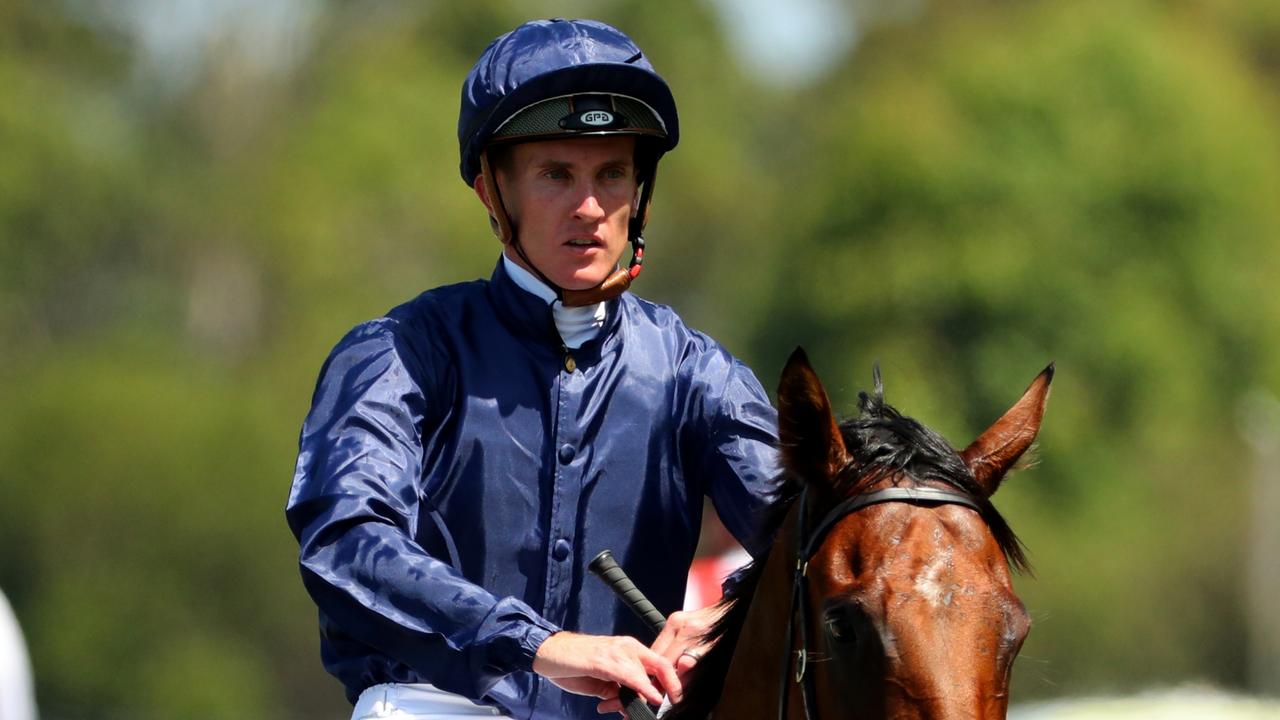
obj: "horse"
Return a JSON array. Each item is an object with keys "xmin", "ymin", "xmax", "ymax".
[{"xmin": 665, "ymin": 347, "xmax": 1052, "ymax": 720}]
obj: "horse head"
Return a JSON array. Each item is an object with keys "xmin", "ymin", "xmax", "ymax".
[{"xmin": 773, "ymin": 348, "xmax": 1052, "ymax": 719}]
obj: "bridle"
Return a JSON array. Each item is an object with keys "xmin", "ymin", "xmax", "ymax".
[{"xmin": 777, "ymin": 485, "xmax": 984, "ymax": 720}]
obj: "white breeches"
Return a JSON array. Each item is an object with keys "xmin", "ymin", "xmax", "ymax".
[{"xmin": 351, "ymin": 683, "xmax": 509, "ymax": 719}]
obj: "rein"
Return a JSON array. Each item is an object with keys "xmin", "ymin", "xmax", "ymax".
[{"xmin": 777, "ymin": 486, "xmax": 983, "ymax": 720}]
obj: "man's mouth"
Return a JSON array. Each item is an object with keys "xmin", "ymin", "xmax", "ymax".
[{"xmin": 566, "ymin": 238, "xmax": 601, "ymax": 247}]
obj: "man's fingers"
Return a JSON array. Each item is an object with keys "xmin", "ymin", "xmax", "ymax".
[
  {"xmin": 619, "ymin": 668, "xmax": 666, "ymax": 706},
  {"xmin": 583, "ymin": 678, "xmax": 620, "ymax": 699},
  {"xmin": 650, "ymin": 607, "xmax": 724, "ymax": 666},
  {"xmin": 534, "ymin": 632, "xmax": 679, "ymax": 706},
  {"xmin": 650, "ymin": 609, "xmax": 691, "ymax": 662},
  {"xmin": 650, "ymin": 624, "xmax": 674, "ymax": 660},
  {"xmin": 596, "ymin": 686, "xmax": 623, "ymax": 715},
  {"xmin": 547, "ymin": 675, "xmax": 620, "ymax": 700},
  {"xmin": 604, "ymin": 639, "xmax": 675, "ymax": 706},
  {"xmin": 638, "ymin": 650, "xmax": 682, "ymax": 704}
]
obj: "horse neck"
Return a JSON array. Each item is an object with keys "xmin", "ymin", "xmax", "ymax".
[{"xmin": 713, "ymin": 500, "xmax": 804, "ymax": 717}]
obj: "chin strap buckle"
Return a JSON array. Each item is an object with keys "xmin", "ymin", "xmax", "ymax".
[{"xmin": 560, "ymin": 235, "xmax": 644, "ymax": 307}]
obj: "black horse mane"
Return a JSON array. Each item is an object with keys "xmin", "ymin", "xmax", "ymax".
[{"xmin": 664, "ymin": 369, "xmax": 1029, "ymax": 720}]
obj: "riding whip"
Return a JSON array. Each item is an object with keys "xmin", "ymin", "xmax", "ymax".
[{"xmin": 588, "ymin": 550, "xmax": 667, "ymax": 720}]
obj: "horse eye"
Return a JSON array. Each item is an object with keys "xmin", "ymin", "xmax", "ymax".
[{"xmin": 824, "ymin": 608, "xmax": 858, "ymax": 643}]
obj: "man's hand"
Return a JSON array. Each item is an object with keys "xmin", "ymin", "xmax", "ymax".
[
  {"xmin": 650, "ymin": 605, "xmax": 726, "ymax": 684},
  {"xmin": 532, "ymin": 631, "xmax": 682, "ymax": 715}
]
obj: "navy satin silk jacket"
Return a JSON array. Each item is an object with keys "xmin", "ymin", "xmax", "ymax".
[{"xmin": 286, "ymin": 260, "xmax": 780, "ymax": 719}]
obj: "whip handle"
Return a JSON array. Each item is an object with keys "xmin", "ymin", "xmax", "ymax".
[
  {"xmin": 589, "ymin": 550, "xmax": 667, "ymax": 632},
  {"xmin": 588, "ymin": 550, "xmax": 667, "ymax": 719}
]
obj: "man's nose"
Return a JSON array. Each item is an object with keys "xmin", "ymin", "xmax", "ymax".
[{"xmin": 573, "ymin": 186, "xmax": 607, "ymax": 221}]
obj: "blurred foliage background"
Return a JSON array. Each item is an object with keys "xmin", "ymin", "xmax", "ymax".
[{"xmin": 2, "ymin": 0, "xmax": 1279, "ymax": 717}]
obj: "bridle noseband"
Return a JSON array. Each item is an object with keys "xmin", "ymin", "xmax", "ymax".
[{"xmin": 778, "ymin": 485, "xmax": 983, "ymax": 720}]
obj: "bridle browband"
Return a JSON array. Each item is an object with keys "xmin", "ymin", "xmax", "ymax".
[{"xmin": 778, "ymin": 485, "xmax": 984, "ymax": 720}]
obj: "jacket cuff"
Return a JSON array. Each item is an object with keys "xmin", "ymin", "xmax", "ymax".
[
  {"xmin": 515, "ymin": 622, "xmax": 557, "ymax": 672},
  {"xmin": 474, "ymin": 598, "xmax": 562, "ymax": 677}
]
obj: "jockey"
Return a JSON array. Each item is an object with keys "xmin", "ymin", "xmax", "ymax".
[{"xmin": 286, "ymin": 18, "xmax": 780, "ymax": 720}]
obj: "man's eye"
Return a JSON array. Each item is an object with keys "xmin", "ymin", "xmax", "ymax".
[
  {"xmin": 602, "ymin": 167, "xmax": 627, "ymax": 180},
  {"xmin": 544, "ymin": 169, "xmax": 569, "ymax": 180}
]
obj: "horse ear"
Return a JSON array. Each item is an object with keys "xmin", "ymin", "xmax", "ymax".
[
  {"xmin": 777, "ymin": 347, "xmax": 850, "ymax": 486},
  {"xmin": 961, "ymin": 364, "xmax": 1055, "ymax": 496}
]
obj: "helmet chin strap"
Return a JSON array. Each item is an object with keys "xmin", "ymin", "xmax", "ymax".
[{"xmin": 480, "ymin": 150, "xmax": 652, "ymax": 308}]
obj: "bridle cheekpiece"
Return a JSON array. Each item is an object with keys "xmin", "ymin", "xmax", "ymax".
[{"xmin": 778, "ymin": 485, "xmax": 984, "ymax": 719}]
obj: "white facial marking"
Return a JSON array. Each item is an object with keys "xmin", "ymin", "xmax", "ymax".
[{"xmin": 914, "ymin": 546, "xmax": 956, "ymax": 608}]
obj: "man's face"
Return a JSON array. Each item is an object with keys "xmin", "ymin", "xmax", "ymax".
[{"xmin": 485, "ymin": 135, "xmax": 639, "ymax": 291}]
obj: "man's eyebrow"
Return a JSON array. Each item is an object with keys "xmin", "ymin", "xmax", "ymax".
[{"xmin": 532, "ymin": 156, "xmax": 633, "ymax": 170}]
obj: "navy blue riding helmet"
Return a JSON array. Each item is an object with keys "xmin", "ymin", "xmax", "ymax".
[
  {"xmin": 457, "ymin": 18, "xmax": 681, "ymax": 306},
  {"xmin": 458, "ymin": 18, "xmax": 679, "ymax": 185}
]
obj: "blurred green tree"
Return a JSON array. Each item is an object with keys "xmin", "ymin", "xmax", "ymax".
[
  {"xmin": 754, "ymin": 0, "xmax": 1280, "ymax": 694},
  {"xmin": 1, "ymin": 0, "xmax": 1279, "ymax": 717}
]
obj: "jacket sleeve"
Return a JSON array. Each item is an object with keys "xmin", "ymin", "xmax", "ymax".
[
  {"xmin": 284, "ymin": 320, "xmax": 558, "ymax": 699},
  {"xmin": 686, "ymin": 346, "xmax": 784, "ymax": 560}
]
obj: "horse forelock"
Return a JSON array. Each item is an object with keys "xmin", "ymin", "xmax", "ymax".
[{"xmin": 833, "ymin": 398, "xmax": 1030, "ymax": 574}]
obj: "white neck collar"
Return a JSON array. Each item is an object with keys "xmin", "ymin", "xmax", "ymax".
[{"xmin": 502, "ymin": 254, "xmax": 608, "ymax": 349}]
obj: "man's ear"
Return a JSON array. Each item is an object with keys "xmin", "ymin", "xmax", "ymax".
[
  {"xmin": 473, "ymin": 175, "xmax": 495, "ymax": 214},
  {"xmin": 473, "ymin": 173, "xmax": 504, "ymax": 239}
]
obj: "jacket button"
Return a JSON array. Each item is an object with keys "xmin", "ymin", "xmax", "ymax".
[
  {"xmin": 552, "ymin": 538, "xmax": 572, "ymax": 561},
  {"xmin": 558, "ymin": 444, "xmax": 575, "ymax": 464}
]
